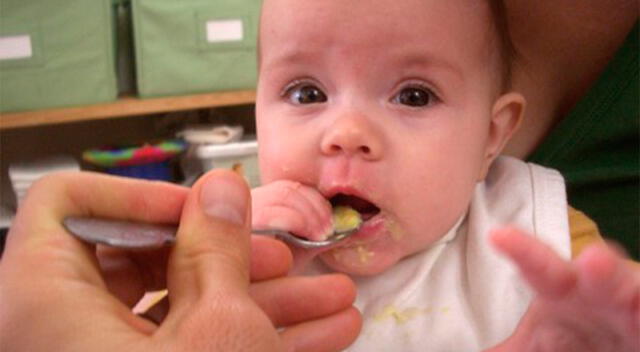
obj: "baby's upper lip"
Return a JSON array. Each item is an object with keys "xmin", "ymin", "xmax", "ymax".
[
  {"xmin": 321, "ymin": 184, "xmax": 369, "ymax": 202},
  {"xmin": 321, "ymin": 185, "xmax": 381, "ymax": 218}
]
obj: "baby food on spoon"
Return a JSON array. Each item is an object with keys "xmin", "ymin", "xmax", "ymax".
[{"xmin": 333, "ymin": 205, "xmax": 363, "ymax": 233}]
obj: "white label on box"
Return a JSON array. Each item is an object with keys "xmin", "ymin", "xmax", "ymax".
[
  {"xmin": 0, "ymin": 35, "xmax": 33, "ymax": 60},
  {"xmin": 206, "ymin": 19, "xmax": 244, "ymax": 43}
]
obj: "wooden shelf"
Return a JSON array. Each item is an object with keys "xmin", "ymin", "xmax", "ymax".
[{"xmin": 0, "ymin": 90, "xmax": 257, "ymax": 130}]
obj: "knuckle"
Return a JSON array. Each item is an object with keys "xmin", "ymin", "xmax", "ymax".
[
  {"xmin": 26, "ymin": 171, "xmax": 75, "ymax": 195},
  {"xmin": 272, "ymin": 181, "xmax": 303, "ymax": 201},
  {"xmin": 19, "ymin": 171, "xmax": 81, "ymax": 209}
]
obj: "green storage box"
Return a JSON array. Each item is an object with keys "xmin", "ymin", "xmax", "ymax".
[
  {"xmin": 131, "ymin": 0, "xmax": 261, "ymax": 98},
  {"xmin": 0, "ymin": 0, "xmax": 118, "ymax": 112}
]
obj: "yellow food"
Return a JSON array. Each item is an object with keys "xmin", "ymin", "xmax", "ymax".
[
  {"xmin": 356, "ymin": 245, "xmax": 374, "ymax": 264},
  {"xmin": 374, "ymin": 305, "xmax": 423, "ymax": 325},
  {"xmin": 332, "ymin": 205, "xmax": 362, "ymax": 233}
]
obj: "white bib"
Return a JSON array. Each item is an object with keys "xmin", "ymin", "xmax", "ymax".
[{"xmin": 308, "ymin": 157, "xmax": 571, "ymax": 351}]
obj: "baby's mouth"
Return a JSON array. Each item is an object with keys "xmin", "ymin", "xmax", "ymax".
[{"xmin": 330, "ymin": 193, "xmax": 381, "ymax": 223}]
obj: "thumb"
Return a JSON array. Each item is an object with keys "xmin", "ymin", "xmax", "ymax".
[
  {"xmin": 166, "ymin": 169, "xmax": 252, "ymax": 312},
  {"xmin": 157, "ymin": 171, "xmax": 282, "ymax": 351}
]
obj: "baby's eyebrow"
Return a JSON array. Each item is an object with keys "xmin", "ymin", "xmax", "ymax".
[
  {"xmin": 262, "ymin": 48, "xmax": 320, "ymax": 68},
  {"xmin": 269, "ymin": 47, "xmax": 461, "ymax": 71},
  {"xmin": 260, "ymin": 47, "xmax": 464, "ymax": 87},
  {"xmin": 395, "ymin": 52, "xmax": 463, "ymax": 81}
]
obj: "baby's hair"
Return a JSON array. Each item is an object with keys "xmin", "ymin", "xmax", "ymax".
[{"xmin": 487, "ymin": 0, "xmax": 516, "ymax": 92}]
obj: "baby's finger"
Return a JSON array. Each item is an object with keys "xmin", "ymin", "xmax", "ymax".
[
  {"xmin": 249, "ymin": 274, "xmax": 357, "ymax": 327},
  {"xmin": 253, "ymin": 205, "xmax": 307, "ymax": 235},
  {"xmin": 280, "ymin": 307, "xmax": 362, "ymax": 352},
  {"xmin": 490, "ymin": 227, "xmax": 577, "ymax": 298},
  {"xmin": 270, "ymin": 182, "xmax": 328, "ymax": 234},
  {"xmin": 576, "ymin": 244, "xmax": 640, "ymax": 336},
  {"xmin": 253, "ymin": 181, "xmax": 332, "ymax": 240},
  {"xmin": 294, "ymin": 184, "xmax": 334, "ymax": 234}
]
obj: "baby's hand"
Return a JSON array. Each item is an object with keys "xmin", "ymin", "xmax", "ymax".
[
  {"xmin": 487, "ymin": 228, "xmax": 640, "ymax": 352},
  {"xmin": 252, "ymin": 180, "xmax": 334, "ymax": 241}
]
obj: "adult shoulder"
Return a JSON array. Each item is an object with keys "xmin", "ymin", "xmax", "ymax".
[{"xmin": 502, "ymin": 0, "xmax": 637, "ymax": 158}]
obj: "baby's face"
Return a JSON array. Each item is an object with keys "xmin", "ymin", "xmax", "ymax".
[{"xmin": 256, "ymin": 0, "xmax": 516, "ymax": 275}]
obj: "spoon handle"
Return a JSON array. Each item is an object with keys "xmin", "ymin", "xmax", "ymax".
[{"xmin": 63, "ymin": 216, "xmax": 352, "ymax": 250}]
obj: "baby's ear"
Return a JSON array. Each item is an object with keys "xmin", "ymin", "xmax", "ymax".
[{"xmin": 478, "ymin": 92, "xmax": 525, "ymax": 180}]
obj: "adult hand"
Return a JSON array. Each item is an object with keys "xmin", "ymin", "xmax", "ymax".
[
  {"xmin": 0, "ymin": 170, "xmax": 361, "ymax": 351},
  {"xmin": 487, "ymin": 228, "xmax": 640, "ymax": 352}
]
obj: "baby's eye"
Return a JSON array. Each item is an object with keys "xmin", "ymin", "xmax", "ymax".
[
  {"xmin": 393, "ymin": 86, "xmax": 437, "ymax": 107},
  {"xmin": 286, "ymin": 84, "xmax": 328, "ymax": 105}
]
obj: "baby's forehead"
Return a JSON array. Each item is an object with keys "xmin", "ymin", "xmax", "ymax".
[
  {"xmin": 260, "ymin": 0, "xmax": 495, "ymax": 39},
  {"xmin": 259, "ymin": 0, "xmax": 499, "ymax": 74}
]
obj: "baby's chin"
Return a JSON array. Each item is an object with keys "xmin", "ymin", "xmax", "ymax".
[{"xmin": 318, "ymin": 246, "xmax": 400, "ymax": 277}]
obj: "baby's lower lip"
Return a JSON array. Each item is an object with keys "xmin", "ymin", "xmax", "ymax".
[{"xmin": 345, "ymin": 214, "xmax": 384, "ymax": 242}]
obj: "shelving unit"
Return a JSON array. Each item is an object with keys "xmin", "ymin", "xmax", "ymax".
[{"xmin": 0, "ymin": 89, "xmax": 257, "ymax": 130}]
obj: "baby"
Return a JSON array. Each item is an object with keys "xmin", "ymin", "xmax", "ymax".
[{"xmin": 251, "ymin": 0, "xmax": 638, "ymax": 350}]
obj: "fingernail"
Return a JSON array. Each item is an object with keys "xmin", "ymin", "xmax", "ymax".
[
  {"xmin": 200, "ymin": 175, "xmax": 247, "ymax": 225},
  {"xmin": 319, "ymin": 224, "xmax": 334, "ymax": 241}
]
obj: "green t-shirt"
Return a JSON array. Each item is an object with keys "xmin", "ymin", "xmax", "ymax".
[{"xmin": 528, "ymin": 22, "xmax": 639, "ymax": 259}]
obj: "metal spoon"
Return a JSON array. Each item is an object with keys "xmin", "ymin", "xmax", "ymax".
[{"xmin": 62, "ymin": 216, "xmax": 360, "ymax": 250}]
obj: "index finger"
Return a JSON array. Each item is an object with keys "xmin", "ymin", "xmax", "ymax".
[
  {"xmin": 5, "ymin": 171, "xmax": 188, "ymax": 279},
  {"xmin": 9, "ymin": 171, "xmax": 186, "ymax": 244}
]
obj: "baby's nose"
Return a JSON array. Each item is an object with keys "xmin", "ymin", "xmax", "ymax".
[{"xmin": 320, "ymin": 113, "xmax": 382, "ymax": 161}]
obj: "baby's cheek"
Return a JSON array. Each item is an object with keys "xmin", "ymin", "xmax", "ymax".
[{"xmin": 259, "ymin": 145, "xmax": 292, "ymax": 179}]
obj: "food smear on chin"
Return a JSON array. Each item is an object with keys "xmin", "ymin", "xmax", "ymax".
[
  {"xmin": 330, "ymin": 242, "xmax": 374, "ymax": 266},
  {"xmin": 356, "ymin": 245, "xmax": 374, "ymax": 264},
  {"xmin": 385, "ymin": 219, "xmax": 406, "ymax": 241}
]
